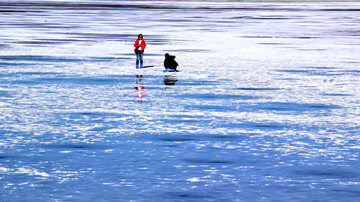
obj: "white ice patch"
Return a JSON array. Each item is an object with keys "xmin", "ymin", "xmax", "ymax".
[
  {"xmin": 15, "ymin": 167, "xmax": 50, "ymax": 177},
  {"xmin": 0, "ymin": 167, "xmax": 9, "ymax": 173},
  {"xmin": 187, "ymin": 177, "xmax": 203, "ymax": 182}
]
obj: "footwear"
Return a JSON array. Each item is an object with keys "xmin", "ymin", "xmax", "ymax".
[
  {"xmin": 136, "ymin": 65, "xmax": 139, "ymax": 69},
  {"xmin": 140, "ymin": 65, "xmax": 144, "ymax": 69},
  {"xmin": 163, "ymin": 69, "xmax": 170, "ymax": 72}
]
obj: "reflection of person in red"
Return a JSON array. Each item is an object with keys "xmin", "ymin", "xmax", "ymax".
[{"xmin": 134, "ymin": 74, "xmax": 145, "ymax": 102}]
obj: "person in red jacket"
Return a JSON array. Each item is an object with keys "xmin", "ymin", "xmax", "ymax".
[{"xmin": 134, "ymin": 34, "xmax": 146, "ymax": 69}]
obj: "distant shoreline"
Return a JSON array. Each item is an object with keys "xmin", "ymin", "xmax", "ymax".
[
  {"xmin": 1, "ymin": 0, "xmax": 359, "ymax": 2},
  {"xmin": 175, "ymin": 0, "xmax": 360, "ymax": 2},
  {"xmin": 158, "ymin": 0, "xmax": 360, "ymax": 2},
  {"xmin": 1, "ymin": 0, "xmax": 359, "ymax": 3}
]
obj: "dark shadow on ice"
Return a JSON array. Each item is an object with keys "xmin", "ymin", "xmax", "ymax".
[
  {"xmin": 275, "ymin": 68, "xmax": 345, "ymax": 76},
  {"xmin": 229, "ymin": 102, "xmax": 342, "ymax": 114},
  {"xmin": 184, "ymin": 158, "xmax": 234, "ymax": 164},
  {"xmin": 43, "ymin": 143, "xmax": 107, "ymax": 150},
  {"xmin": 0, "ymin": 90, "xmax": 12, "ymax": 98},
  {"xmin": 159, "ymin": 136, "xmax": 194, "ymax": 142},
  {"xmin": 292, "ymin": 166, "xmax": 359, "ymax": 179},
  {"xmin": 161, "ymin": 191, "xmax": 211, "ymax": 201},
  {"xmin": 179, "ymin": 93, "xmax": 259, "ymax": 101},
  {"xmin": 236, "ymin": 87, "xmax": 281, "ymax": 91}
]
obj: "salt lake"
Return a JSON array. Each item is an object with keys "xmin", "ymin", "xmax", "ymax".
[{"xmin": 1, "ymin": 1, "xmax": 360, "ymax": 201}]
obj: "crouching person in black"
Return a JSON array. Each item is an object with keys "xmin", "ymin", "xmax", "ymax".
[{"xmin": 164, "ymin": 53, "xmax": 179, "ymax": 72}]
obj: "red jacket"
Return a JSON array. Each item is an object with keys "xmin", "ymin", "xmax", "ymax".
[{"xmin": 134, "ymin": 39, "xmax": 146, "ymax": 53}]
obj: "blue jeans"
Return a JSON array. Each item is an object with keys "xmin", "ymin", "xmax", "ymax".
[{"xmin": 136, "ymin": 51, "xmax": 143, "ymax": 66}]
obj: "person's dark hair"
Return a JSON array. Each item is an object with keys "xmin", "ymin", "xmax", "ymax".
[
  {"xmin": 165, "ymin": 53, "xmax": 169, "ymax": 57},
  {"xmin": 138, "ymin": 34, "xmax": 143, "ymax": 39}
]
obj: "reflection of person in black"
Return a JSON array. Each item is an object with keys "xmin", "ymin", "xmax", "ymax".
[
  {"xmin": 164, "ymin": 75, "xmax": 178, "ymax": 90},
  {"xmin": 163, "ymin": 53, "xmax": 179, "ymax": 72},
  {"xmin": 134, "ymin": 74, "xmax": 145, "ymax": 102}
]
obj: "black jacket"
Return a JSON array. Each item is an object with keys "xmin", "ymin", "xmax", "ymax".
[{"xmin": 164, "ymin": 54, "xmax": 178, "ymax": 70}]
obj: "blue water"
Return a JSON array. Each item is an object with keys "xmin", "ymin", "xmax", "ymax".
[{"xmin": 1, "ymin": 1, "xmax": 360, "ymax": 201}]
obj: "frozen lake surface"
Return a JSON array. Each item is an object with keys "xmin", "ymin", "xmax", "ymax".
[{"xmin": 1, "ymin": 1, "xmax": 360, "ymax": 201}]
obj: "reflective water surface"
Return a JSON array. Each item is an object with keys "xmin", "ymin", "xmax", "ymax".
[{"xmin": 1, "ymin": 1, "xmax": 360, "ymax": 201}]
